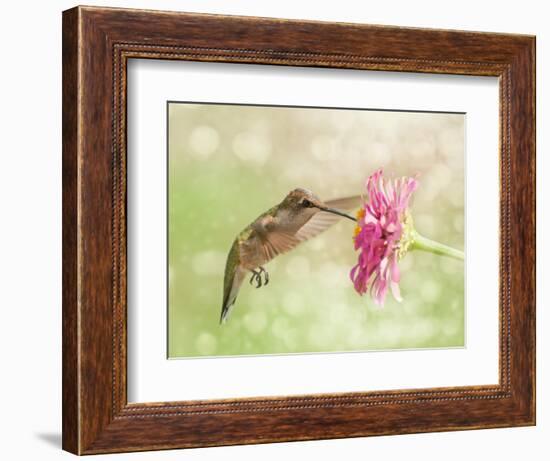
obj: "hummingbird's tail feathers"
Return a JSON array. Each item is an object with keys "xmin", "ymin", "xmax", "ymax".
[
  {"xmin": 220, "ymin": 267, "xmax": 246, "ymax": 324},
  {"xmin": 219, "ymin": 303, "xmax": 233, "ymax": 324}
]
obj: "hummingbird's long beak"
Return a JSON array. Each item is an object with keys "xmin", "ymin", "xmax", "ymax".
[{"xmin": 318, "ymin": 206, "xmax": 357, "ymax": 222}]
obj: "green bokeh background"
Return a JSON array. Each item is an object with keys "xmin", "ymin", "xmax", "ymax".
[{"xmin": 168, "ymin": 103, "xmax": 465, "ymax": 358}]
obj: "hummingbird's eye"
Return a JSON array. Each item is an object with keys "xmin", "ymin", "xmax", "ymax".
[{"xmin": 302, "ymin": 199, "xmax": 313, "ymax": 208}]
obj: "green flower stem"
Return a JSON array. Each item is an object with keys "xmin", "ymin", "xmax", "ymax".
[{"xmin": 411, "ymin": 231, "xmax": 464, "ymax": 261}]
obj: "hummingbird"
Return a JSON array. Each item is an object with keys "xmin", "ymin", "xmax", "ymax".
[{"xmin": 220, "ymin": 188, "xmax": 359, "ymax": 324}]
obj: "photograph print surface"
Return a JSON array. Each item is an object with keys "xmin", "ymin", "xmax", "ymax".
[{"xmin": 167, "ymin": 102, "xmax": 465, "ymax": 358}]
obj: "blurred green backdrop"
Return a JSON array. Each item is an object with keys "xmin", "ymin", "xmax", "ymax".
[{"xmin": 168, "ymin": 103, "xmax": 464, "ymax": 358}]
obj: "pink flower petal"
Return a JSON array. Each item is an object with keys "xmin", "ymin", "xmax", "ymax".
[{"xmin": 350, "ymin": 169, "xmax": 418, "ymax": 305}]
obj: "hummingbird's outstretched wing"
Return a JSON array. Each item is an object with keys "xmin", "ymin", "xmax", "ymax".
[
  {"xmin": 258, "ymin": 195, "xmax": 362, "ymax": 258},
  {"xmin": 260, "ymin": 231, "xmax": 300, "ymax": 261},
  {"xmin": 324, "ymin": 195, "xmax": 362, "ymax": 211},
  {"xmin": 294, "ymin": 195, "xmax": 362, "ymax": 243},
  {"xmin": 220, "ymin": 240, "xmax": 247, "ymax": 324}
]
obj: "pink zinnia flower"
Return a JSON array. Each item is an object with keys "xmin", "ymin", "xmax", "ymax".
[{"xmin": 350, "ymin": 169, "xmax": 418, "ymax": 305}]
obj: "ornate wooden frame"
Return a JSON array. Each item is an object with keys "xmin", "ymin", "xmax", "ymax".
[{"xmin": 62, "ymin": 5, "xmax": 536, "ymax": 455}]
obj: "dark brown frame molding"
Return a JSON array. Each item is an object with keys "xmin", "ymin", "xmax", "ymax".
[{"xmin": 62, "ymin": 5, "xmax": 536, "ymax": 455}]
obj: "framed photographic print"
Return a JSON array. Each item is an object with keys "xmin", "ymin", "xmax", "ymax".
[{"xmin": 62, "ymin": 6, "xmax": 535, "ymax": 455}]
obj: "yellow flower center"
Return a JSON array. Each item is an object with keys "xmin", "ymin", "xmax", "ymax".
[{"xmin": 396, "ymin": 211, "xmax": 414, "ymax": 259}]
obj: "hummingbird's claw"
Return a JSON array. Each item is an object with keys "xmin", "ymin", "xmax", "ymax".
[{"xmin": 262, "ymin": 267, "xmax": 269, "ymax": 285}]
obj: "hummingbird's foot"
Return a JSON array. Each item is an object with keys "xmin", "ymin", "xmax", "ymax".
[
  {"xmin": 249, "ymin": 267, "xmax": 269, "ymax": 288},
  {"xmin": 249, "ymin": 270, "xmax": 262, "ymax": 288}
]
